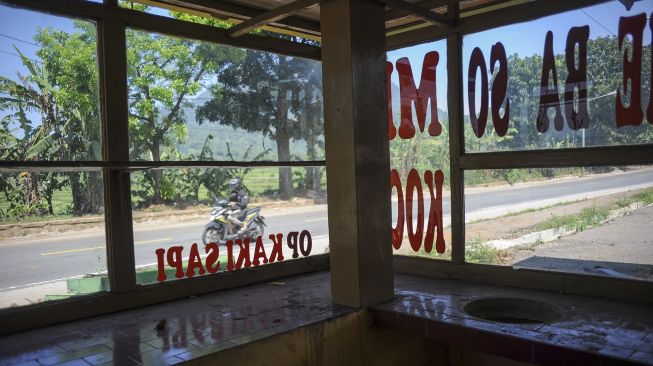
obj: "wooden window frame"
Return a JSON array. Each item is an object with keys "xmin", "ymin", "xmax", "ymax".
[
  {"xmin": 0, "ymin": 0, "xmax": 326, "ymax": 335},
  {"xmin": 1, "ymin": 0, "xmax": 652, "ymax": 335},
  {"xmin": 394, "ymin": 1, "xmax": 653, "ymax": 306}
]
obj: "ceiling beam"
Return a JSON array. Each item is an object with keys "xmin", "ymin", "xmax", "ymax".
[
  {"xmin": 386, "ymin": 0, "xmax": 610, "ymax": 50},
  {"xmin": 155, "ymin": 0, "xmax": 321, "ymax": 34},
  {"xmin": 377, "ymin": 0, "xmax": 454, "ymax": 26},
  {"xmin": 0, "ymin": 0, "xmax": 322, "ymax": 60},
  {"xmin": 385, "ymin": 0, "xmax": 454, "ymax": 21},
  {"xmin": 228, "ymin": 0, "xmax": 322, "ymax": 38}
]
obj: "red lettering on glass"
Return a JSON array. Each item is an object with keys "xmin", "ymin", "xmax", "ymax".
[
  {"xmin": 616, "ymin": 13, "xmax": 646, "ymax": 127},
  {"xmin": 406, "ymin": 169, "xmax": 424, "ymax": 252},
  {"xmin": 468, "ymin": 47, "xmax": 489, "ymax": 137},
  {"xmin": 396, "ymin": 51, "xmax": 442, "ymax": 139},
  {"xmin": 186, "ymin": 243, "xmax": 206, "ymax": 278},
  {"xmin": 252, "ymin": 236, "xmax": 268, "ymax": 266},
  {"xmin": 423, "ymin": 170, "xmax": 445, "ymax": 254},
  {"xmin": 155, "ymin": 248, "xmax": 167, "ymax": 282},
  {"xmin": 390, "ymin": 169, "xmax": 404, "ymax": 249},
  {"xmin": 205, "ymin": 242, "xmax": 220, "ymax": 274},
  {"xmin": 299, "ymin": 230, "xmax": 313, "ymax": 256},
  {"xmin": 646, "ymin": 13, "xmax": 653, "ymax": 125},
  {"xmin": 166, "ymin": 246, "xmax": 184, "ymax": 279},
  {"xmin": 226, "ymin": 239, "xmax": 235, "ymax": 271},
  {"xmin": 537, "ymin": 31, "xmax": 564, "ymax": 133},
  {"xmin": 233, "ymin": 238, "xmax": 251, "ymax": 269},
  {"xmin": 564, "ymin": 26, "xmax": 590, "ymax": 130},
  {"xmin": 287, "ymin": 231, "xmax": 300, "ymax": 259},
  {"xmin": 490, "ymin": 42, "xmax": 510, "ymax": 137},
  {"xmin": 268, "ymin": 233, "xmax": 285, "ymax": 263},
  {"xmin": 387, "ymin": 61, "xmax": 397, "ymax": 140}
]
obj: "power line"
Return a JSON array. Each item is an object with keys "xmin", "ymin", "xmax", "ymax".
[
  {"xmin": 580, "ymin": 9, "xmax": 616, "ymax": 37},
  {"xmin": 0, "ymin": 33, "xmax": 39, "ymax": 47},
  {"xmin": 0, "ymin": 48, "xmax": 42, "ymax": 64}
]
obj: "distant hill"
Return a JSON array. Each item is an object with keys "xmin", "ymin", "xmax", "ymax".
[
  {"xmin": 175, "ymin": 91, "xmax": 313, "ymax": 161},
  {"xmin": 175, "ymin": 83, "xmax": 449, "ymax": 160}
]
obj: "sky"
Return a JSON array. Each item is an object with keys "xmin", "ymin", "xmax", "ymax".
[{"xmin": 0, "ymin": 0, "xmax": 652, "ymax": 125}]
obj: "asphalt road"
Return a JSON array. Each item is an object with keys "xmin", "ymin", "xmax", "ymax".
[{"xmin": 1, "ymin": 168, "xmax": 652, "ymax": 290}]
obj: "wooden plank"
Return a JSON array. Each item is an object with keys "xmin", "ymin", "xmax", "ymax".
[
  {"xmin": 321, "ymin": 0, "xmax": 394, "ymax": 308},
  {"xmin": 158, "ymin": 0, "xmax": 321, "ymax": 34},
  {"xmin": 386, "ymin": 0, "xmax": 610, "ymax": 50},
  {"xmin": 98, "ymin": 19, "xmax": 137, "ymax": 293},
  {"xmin": 460, "ymin": 145, "xmax": 653, "ymax": 170},
  {"xmin": 385, "ymin": 0, "xmax": 454, "ymax": 21},
  {"xmin": 393, "ymin": 255, "xmax": 653, "ymax": 304},
  {"xmin": 0, "ymin": 160, "xmax": 327, "ymax": 172},
  {"xmin": 0, "ymin": 255, "xmax": 330, "ymax": 335},
  {"xmin": 228, "ymin": 0, "xmax": 322, "ymax": 38},
  {"xmin": 0, "ymin": 0, "xmax": 322, "ymax": 60},
  {"xmin": 446, "ymin": 4, "xmax": 465, "ymax": 265},
  {"xmin": 132, "ymin": 0, "xmax": 321, "ymax": 41},
  {"xmin": 377, "ymin": 0, "xmax": 453, "ymax": 27},
  {"xmin": 11, "ymin": 143, "xmax": 650, "ymax": 174}
]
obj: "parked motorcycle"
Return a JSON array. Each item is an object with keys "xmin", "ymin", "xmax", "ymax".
[{"xmin": 201, "ymin": 199, "xmax": 266, "ymax": 246}]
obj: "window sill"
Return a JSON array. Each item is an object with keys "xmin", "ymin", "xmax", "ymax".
[
  {"xmin": 374, "ymin": 274, "xmax": 653, "ymax": 365},
  {"xmin": 0, "ymin": 271, "xmax": 354, "ymax": 365}
]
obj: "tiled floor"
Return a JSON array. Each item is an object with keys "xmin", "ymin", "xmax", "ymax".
[
  {"xmin": 375, "ymin": 274, "xmax": 653, "ymax": 366},
  {"xmin": 0, "ymin": 272, "xmax": 354, "ymax": 366}
]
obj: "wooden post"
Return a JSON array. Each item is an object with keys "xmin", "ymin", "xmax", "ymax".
[
  {"xmin": 446, "ymin": 4, "xmax": 465, "ymax": 265},
  {"xmin": 321, "ymin": 0, "xmax": 394, "ymax": 307},
  {"xmin": 98, "ymin": 19, "xmax": 136, "ymax": 291}
]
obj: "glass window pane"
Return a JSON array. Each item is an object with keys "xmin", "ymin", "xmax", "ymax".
[
  {"xmin": 0, "ymin": 170, "xmax": 107, "ymax": 308},
  {"xmin": 0, "ymin": 6, "xmax": 101, "ymax": 161},
  {"xmin": 130, "ymin": 167, "xmax": 328, "ymax": 285},
  {"xmin": 126, "ymin": 29, "xmax": 324, "ymax": 163},
  {"xmin": 462, "ymin": 0, "xmax": 653, "ymax": 152},
  {"xmin": 387, "ymin": 41, "xmax": 452, "ymax": 260},
  {"xmin": 464, "ymin": 166, "xmax": 653, "ymax": 281}
]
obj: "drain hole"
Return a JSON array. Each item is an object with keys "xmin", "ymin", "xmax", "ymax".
[{"xmin": 463, "ymin": 297, "xmax": 562, "ymax": 324}]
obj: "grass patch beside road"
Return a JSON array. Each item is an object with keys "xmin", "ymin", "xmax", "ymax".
[
  {"xmin": 536, "ymin": 206, "xmax": 610, "ymax": 232},
  {"xmin": 616, "ymin": 188, "xmax": 653, "ymax": 208},
  {"xmin": 465, "ymin": 237, "xmax": 510, "ymax": 264}
]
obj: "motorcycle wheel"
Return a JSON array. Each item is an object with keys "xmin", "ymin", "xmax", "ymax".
[{"xmin": 202, "ymin": 227, "xmax": 223, "ymax": 246}]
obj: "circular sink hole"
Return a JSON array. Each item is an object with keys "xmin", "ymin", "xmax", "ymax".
[{"xmin": 463, "ymin": 297, "xmax": 562, "ymax": 324}]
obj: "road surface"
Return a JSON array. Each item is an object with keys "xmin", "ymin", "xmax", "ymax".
[{"xmin": 1, "ymin": 168, "xmax": 652, "ymax": 290}]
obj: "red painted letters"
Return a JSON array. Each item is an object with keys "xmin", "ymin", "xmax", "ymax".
[
  {"xmin": 564, "ymin": 26, "xmax": 590, "ymax": 130},
  {"xmin": 468, "ymin": 47, "xmax": 489, "ymax": 138},
  {"xmin": 490, "ymin": 42, "xmax": 510, "ymax": 137},
  {"xmin": 391, "ymin": 169, "xmax": 445, "ymax": 253},
  {"xmin": 406, "ymin": 169, "xmax": 425, "ymax": 252},
  {"xmin": 391, "ymin": 169, "xmax": 404, "ymax": 250},
  {"xmin": 616, "ymin": 13, "xmax": 646, "ymax": 127},
  {"xmin": 396, "ymin": 51, "xmax": 442, "ymax": 139},
  {"xmin": 649, "ymin": 15, "xmax": 653, "ymax": 125},
  {"xmin": 387, "ymin": 61, "xmax": 397, "ymax": 140},
  {"xmin": 154, "ymin": 231, "xmax": 312, "ymax": 282},
  {"xmin": 537, "ymin": 31, "xmax": 564, "ymax": 133}
]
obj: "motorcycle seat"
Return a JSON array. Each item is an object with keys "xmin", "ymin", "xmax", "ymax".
[{"xmin": 246, "ymin": 207, "xmax": 261, "ymax": 215}]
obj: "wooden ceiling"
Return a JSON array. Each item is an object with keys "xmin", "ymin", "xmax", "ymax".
[{"xmin": 136, "ymin": 0, "xmax": 533, "ymax": 43}]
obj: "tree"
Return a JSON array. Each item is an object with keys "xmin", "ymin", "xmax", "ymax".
[
  {"xmin": 196, "ymin": 49, "xmax": 323, "ymax": 199},
  {"xmin": 123, "ymin": 5, "xmax": 245, "ymax": 205},
  {"xmin": 36, "ymin": 22, "xmax": 104, "ymax": 214}
]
